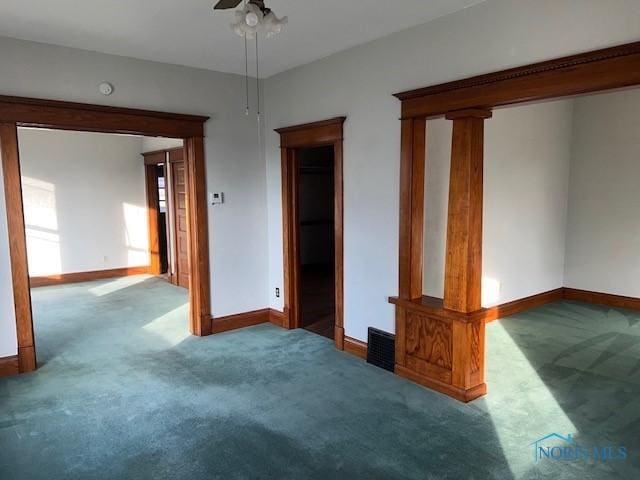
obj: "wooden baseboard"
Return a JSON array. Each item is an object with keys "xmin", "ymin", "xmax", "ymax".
[
  {"xmin": 30, "ymin": 266, "xmax": 151, "ymax": 287},
  {"xmin": 0, "ymin": 355, "xmax": 19, "ymax": 377},
  {"xmin": 210, "ymin": 309, "xmax": 271, "ymax": 334},
  {"xmin": 268, "ymin": 309, "xmax": 286, "ymax": 328},
  {"xmin": 563, "ymin": 288, "xmax": 640, "ymax": 311},
  {"xmin": 396, "ymin": 364, "xmax": 486, "ymax": 402},
  {"xmin": 482, "ymin": 288, "xmax": 565, "ymax": 323},
  {"xmin": 343, "ymin": 335, "xmax": 368, "ymax": 360},
  {"xmin": 482, "ymin": 287, "xmax": 640, "ymax": 323}
]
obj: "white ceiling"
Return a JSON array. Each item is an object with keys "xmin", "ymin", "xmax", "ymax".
[{"xmin": 0, "ymin": 0, "xmax": 485, "ymax": 78}]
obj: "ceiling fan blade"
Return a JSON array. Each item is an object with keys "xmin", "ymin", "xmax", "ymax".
[
  {"xmin": 213, "ymin": 0, "xmax": 242, "ymax": 10},
  {"xmin": 213, "ymin": 0, "xmax": 243, "ymax": 10}
]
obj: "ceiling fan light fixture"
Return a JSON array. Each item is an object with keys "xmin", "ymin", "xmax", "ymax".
[
  {"xmin": 213, "ymin": 0, "xmax": 286, "ymax": 118},
  {"xmin": 263, "ymin": 11, "xmax": 288, "ymax": 37},
  {"xmin": 230, "ymin": 8, "xmax": 258, "ymax": 39},
  {"xmin": 244, "ymin": 3, "xmax": 263, "ymax": 27},
  {"xmin": 227, "ymin": 1, "xmax": 286, "ymax": 38}
]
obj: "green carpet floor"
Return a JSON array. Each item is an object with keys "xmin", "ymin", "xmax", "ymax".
[{"xmin": 1, "ymin": 275, "xmax": 639, "ymax": 479}]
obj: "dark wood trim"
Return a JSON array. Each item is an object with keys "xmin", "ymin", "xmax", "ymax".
[
  {"xmin": 143, "ymin": 150, "xmax": 167, "ymax": 166},
  {"xmin": 343, "ymin": 336, "xmax": 367, "ymax": 360},
  {"xmin": 481, "ymin": 288, "xmax": 565, "ymax": 323},
  {"xmin": 389, "ymin": 286, "xmax": 639, "ymax": 402},
  {"xmin": 210, "ymin": 309, "xmax": 270, "ymax": 334},
  {"xmin": 563, "ymin": 288, "xmax": 640, "ymax": 311},
  {"xmin": 276, "ymin": 117, "xmax": 346, "ymax": 148},
  {"xmin": 0, "ymin": 97, "xmax": 211, "ymax": 374},
  {"xmin": 390, "ymin": 288, "xmax": 564, "ymax": 323},
  {"xmin": 443, "ymin": 110, "xmax": 490, "ymax": 312},
  {"xmin": 276, "ymin": 117, "xmax": 345, "ymax": 349},
  {"xmin": 144, "ymin": 163, "xmax": 162, "ymax": 276},
  {"xmin": 0, "ymin": 95, "xmax": 207, "ymax": 137},
  {"xmin": 280, "ymin": 147, "xmax": 300, "ymax": 330},
  {"xmin": 1, "ymin": 123, "xmax": 36, "ymax": 373},
  {"xmin": 268, "ymin": 309, "xmax": 286, "ymax": 328},
  {"xmin": 142, "ymin": 146, "xmax": 183, "ymax": 159},
  {"xmin": 390, "ymin": 287, "xmax": 640, "ymax": 324},
  {"xmin": 390, "ymin": 41, "xmax": 640, "ymax": 402},
  {"xmin": 184, "ymin": 137, "xmax": 211, "ymax": 336},
  {"xmin": 390, "ymin": 287, "xmax": 561, "ymax": 403},
  {"xmin": 30, "ymin": 266, "xmax": 152, "ymax": 288},
  {"xmin": 0, "ymin": 355, "xmax": 19, "ymax": 377},
  {"xmin": 143, "ymin": 149, "xmax": 182, "ymax": 281},
  {"xmin": 333, "ymin": 139, "xmax": 345, "ymax": 349},
  {"xmin": 395, "ymin": 41, "xmax": 640, "ymax": 118},
  {"xmin": 396, "ymin": 364, "xmax": 486, "ymax": 402},
  {"xmin": 398, "ymin": 118, "xmax": 426, "ymax": 300}
]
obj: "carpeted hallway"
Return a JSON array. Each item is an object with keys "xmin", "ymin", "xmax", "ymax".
[{"xmin": 1, "ymin": 276, "xmax": 639, "ymax": 479}]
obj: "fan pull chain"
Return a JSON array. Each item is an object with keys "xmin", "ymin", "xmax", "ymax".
[
  {"xmin": 255, "ymin": 34, "xmax": 261, "ymax": 122},
  {"xmin": 243, "ymin": 0, "xmax": 249, "ymax": 115},
  {"xmin": 244, "ymin": 33, "xmax": 249, "ymax": 115}
]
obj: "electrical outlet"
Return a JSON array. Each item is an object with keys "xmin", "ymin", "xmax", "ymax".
[{"xmin": 275, "ymin": 287, "xmax": 280, "ymax": 298}]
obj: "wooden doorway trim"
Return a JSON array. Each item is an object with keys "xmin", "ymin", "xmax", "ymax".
[
  {"xmin": 0, "ymin": 95, "xmax": 211, "ymax": 373},
  {"xmin": 276, "ymin": 117, "xmax": 346, "ymax": 349},
  {"xmin": 389, "ymin": 41, "xmax": 640, "ymax": 402},
  {"xmin": 143, "ymin": 150, "xmax": 166, "ymax": 276}
]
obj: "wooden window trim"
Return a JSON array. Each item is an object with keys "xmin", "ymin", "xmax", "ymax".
[
  {"xmin": 0, "ymin": 96, "xmax": 211, "ymax": 373},
  {"xmin": 276, "ymin": 117, "xmax": 346, "ymax": 350}
]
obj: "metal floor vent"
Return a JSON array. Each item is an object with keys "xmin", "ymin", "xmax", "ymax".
[{"xmin": 367, "ymin": 327, "xmax": 395, "ymax": 372}]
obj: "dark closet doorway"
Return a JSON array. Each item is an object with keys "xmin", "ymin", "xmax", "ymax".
[
  {"xmin": 277, "ymin": 116, "xmax": 345, "ymax": 349},
  {"xmin": 298, "ymin": 146, "xmax": 335, "ymax": 339}
]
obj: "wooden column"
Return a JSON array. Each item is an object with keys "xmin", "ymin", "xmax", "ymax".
[
  {"xmin": 280, "ymin": 147, "xmax": 300, "ymax": 330},
  {"xmin": 0, "ymin": 123, "xmax": 36, "ymax": 372},
  {"xmin": 396, "ymin": 117, "xmax": 426, "ymax": 371},
  {"xmin": 184, "ymin": 136, "xmax": 212, "ymax": 336},
  {"xmin": 443, "ymin": 109, "xmax": 491, "ymax": 313},
  {"xmin": 398, "ymin": 117, "xmax": 426, "ymax": 300}
]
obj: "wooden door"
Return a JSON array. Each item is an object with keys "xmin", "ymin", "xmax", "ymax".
[{"xmin": 169, "ymin": 149, "xmax": 190, "ymax": 288}]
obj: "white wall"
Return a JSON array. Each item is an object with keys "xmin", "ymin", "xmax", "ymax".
[
  {"xmin": 564, "ymin": 90, "xmax": 640, "ymax": 297},
  {"xmin": 0, "ymin": 36, "xmax": 268, "ymax": 356},
  {"xmin": 422, "ymin": 118, "xmax": 451, "ymax": 299},
  {"xmin": 483, "ymin": 101, "xmax": 573, "ymax": 305},
  {"xmin": 422, "ymin": 100, "xmax": 574, "ymax": 306},
  {"xmin": 18, "ymin": 128, "xmax": 148, "ymax": 275},
  {"xmin": 264, "ymin": 0, "xmax": 640, "ymax": 341},
  {"xmin": 141, "ymin": 137, "xmax": 183, "ymax": 153}
]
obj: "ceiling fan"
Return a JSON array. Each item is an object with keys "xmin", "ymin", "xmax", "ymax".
[
  {"xmin": 212, "ymin": 1, "xmax": 288, "ymax": 119},
  {"xmin": 213, "ymin": 0, "xmax": 287, "ymax": 38},
  {"xmin": 213, "ymin": 0, "xmax": 259, "ymax": 10}
]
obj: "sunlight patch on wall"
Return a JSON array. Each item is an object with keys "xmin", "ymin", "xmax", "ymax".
[
  {"xmin": 482, "ymin": 277, "xmax": 501, "ymax": 307},
  {"xmin": 22, "ymin": 177, "xmax": 61, "ymax": 275},
  {"xmin": 123, "ymin": 202, "xmax": 150, "ymax": 266}
]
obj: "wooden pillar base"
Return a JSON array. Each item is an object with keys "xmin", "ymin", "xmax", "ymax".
[{"xmin": 391, "ymin": 297, "xmax": 486, "ymax": 403}]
